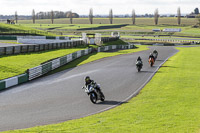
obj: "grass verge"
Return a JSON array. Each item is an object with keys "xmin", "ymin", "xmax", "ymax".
[
  {"xmin": 0, "ymin": 23, "xmax": 55, "ymax": 36},
  {"xmin": 0, "ymin": 47, "xmax": 87, "ymax": 80},
  {"xmin": 3, "ymin": 46, "xmax": 200, "ymax": 133}
]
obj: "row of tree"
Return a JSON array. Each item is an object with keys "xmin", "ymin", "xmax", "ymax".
[
  {"xmin": 88, "ymin": 8, "xmax": 182, "ymax": 25},
  {"xmin": 13, "ymin": 7, "xmax": 188, "ymax": 25},
  {"xmin": 33, "ymin": 10, "xmax": 79, "ymax": 19},
  {"xmin": 31, "ymin": 10, "xmax": 78, "ymax": 24}
]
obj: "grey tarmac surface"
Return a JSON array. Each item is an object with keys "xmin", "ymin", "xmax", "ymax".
[{"xmin": 0, "ymin": 46, "xmax": 178, "ymax": 131}]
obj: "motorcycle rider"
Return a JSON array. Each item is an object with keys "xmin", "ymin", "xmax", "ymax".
[
  {"xmin": 136, "ymin": 56, "xmax": 143, "ymax": 66},
  {"xmin": 84, "ymin": 76, "xmax": 101, "ymax": 92},
  {"xmin": 149, "ymin": 53, "xmax": 155, "ymax": 62},
  {"xmin": 136, "ymin": 56, "xmax": 142, "ymax": 63},
  {"xmin": 153, "ymin": 49, "xmax": 158, "ymax": 55},
  {"xmin": 153, "ymin": 49, "xmax": 158, "ymax": 61}
]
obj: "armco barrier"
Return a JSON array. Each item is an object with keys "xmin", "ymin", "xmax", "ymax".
[
  {"xmin": 0, "ymin": 44, "xmax": 136, "ymax": 91},
  {"xmin": 97, "ymin": 44, "xmax": 136, "ymax": 52},
  {"xmin": 0, "ymin": 40, "xmax": 83, "ymax": 56},
  {"xmin": 28, "ymin": 48, "xmax": 93, "ymax": 80}
]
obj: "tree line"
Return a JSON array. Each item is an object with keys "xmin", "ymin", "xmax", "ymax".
[
  {"xmin": 9, "ymin": 7, "xmax": 200, "ymax": 26},
  {"xmin": 31, "ymin": 8, "xmax": 184, "ymax": 25},
  {"xmin": 33, "ymin": 10, "xmax": 79, "ymax": 19}
]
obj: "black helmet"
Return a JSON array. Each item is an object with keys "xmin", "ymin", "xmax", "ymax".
[{"xmin": 85, "ymin": 76, "xmax": 90, "ymax": 82}]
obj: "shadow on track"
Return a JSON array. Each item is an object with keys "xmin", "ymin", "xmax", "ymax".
[
  {"xmin": 139, "ymin": 71, "xmax": 155, "ymax": 73},
  {"xmin": 155, "ymin": 59, "xmax": 164, "ymax": 61},
  {"xmin": 77, "ymin": 24, "xmax": 128, "ymax": 31},
  {"xmin": 160, "ymin": 66, "xmax": 177, "ymax": 68},
  {"xmin": 97, "ymin": 100, "xmax": 128, "ymax": 105}
]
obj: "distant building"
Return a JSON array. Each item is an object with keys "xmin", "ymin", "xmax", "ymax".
[{"xmin": 163, "ymin": 28, "xmax": 181, "ymax": 32}]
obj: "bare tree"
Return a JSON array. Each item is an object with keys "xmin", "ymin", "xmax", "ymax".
[
  {"xmin": 69, "ymin": 11, "xmax": 73, "ymax": 24},
  {"xmin": 177, "ymin": 7, "xmax": 181, "ymax": 25},
  {"xmin": 89, "ymin": 8, "xmax": 93, "ymax": 24},
  {"xmin": 132, "ymin": 9, "xmax": 136, "ymax": 25},
  {"xmin": 154, "ymin": 8, "xmax": 159, "ymax": 25},
  {"xmin": 109, "ymin": 9, "xmax": 113, "ymax": 24},
  {"xmin": 15, "ymin": 11, "xmax": 18, "ymax": 24},
  {"xmin": 51, "ymin": 10, "xmax": 54, "ymax": 24},
  {"xmin": 32, "ymin": 9, "xmax": 36, "ymax": 24}
]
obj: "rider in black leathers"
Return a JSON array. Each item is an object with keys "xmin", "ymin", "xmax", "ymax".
[
  {"xmin": 84, "ymin": 76, "xmax": 101, "ymax": 92},
  {"xmin": 136, "ymin": 56, "xmax": 142, "ymax": 62},
  {"xmin": 136, "ymin": 56, "xmax": 143, "ymax": 66},
  {"xmin": 153, "ymin": 49, "xmax": 158, "ymax": 55}
]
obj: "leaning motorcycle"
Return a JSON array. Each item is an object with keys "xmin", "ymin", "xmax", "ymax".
[
  {"xmin": 136, "ymin": 60, "xmax": 143, "ymax": 72},
  {"xmin": 82, "ymin": 83, "xmax": 105, "ymax": 104},
  {"xmin": 153, "ymin": 53, "xmax": 158, "ymax": 61},
  {"xmin": 149, "ymin": 57, "xmax": 154, "ymax": 67}
]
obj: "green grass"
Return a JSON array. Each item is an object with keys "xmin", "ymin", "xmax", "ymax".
[
  {"xmin": 2, "ymin": 18, "xmax": 200, "ymax": 37},
  {"xmin": 3, "ymin": 46, "xmax": 200, "ymax": 133},
  {"xmin": 0, "ymin": 48, "xmax": 87, "ymax": 80},
  {"xmin": 17, "ymin": 18, "xmax": 198, "ymax": 25},
  {"xmin": 17, "ymin": 18, "xmax": 200, "ymax": 37},
  {"xmin": 0, "ymin": 23, "xmax": 55, "ymax": 36}
]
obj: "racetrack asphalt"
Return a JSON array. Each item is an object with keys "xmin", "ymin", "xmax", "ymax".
[{"xmin": 0, "ymin": 46, "xmax": 178, "ymax": 131}]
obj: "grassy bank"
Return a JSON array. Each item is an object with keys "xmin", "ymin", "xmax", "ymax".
[
  {"xmin": 0, "ymin": 48, "xmax": 86, "ymax": 80},
  {"xmin": 3, "ymin": 46, "xmax": 200, "ymax": 133},
  {"xmin": 0, "ymin": 23, "xmax": 55, "ymax": 36},
  {"xmin": 18, "ymin": 17, "xmax": 197, "ymax": 25},
  {"xmin": 19, "ymin": 23, "xmax": 200, "ymax": 37}
]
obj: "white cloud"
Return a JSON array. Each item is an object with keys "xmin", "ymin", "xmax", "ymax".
[{"xmin": 0, "ymin": 0, "xmax": 199, "ymax": 15}]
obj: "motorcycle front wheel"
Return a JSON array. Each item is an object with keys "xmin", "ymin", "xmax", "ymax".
[{"xmin": 90, "ymin": 93, "xmax": 97, "ymax": 104}]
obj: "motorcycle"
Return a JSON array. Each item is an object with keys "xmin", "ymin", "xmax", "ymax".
[
  {"xmin": 153, "ymin": 52, "xmax": 158, "ymax": 61},
  {"xmin": 82, "ymin": 83, "xmax": 105, "ymax": 104},
  {"xmin": 136, "ymin": 60, "xmax": 143, "ymax": 72},
  {"xmin": 149, "ymin": 57, "xmax": 154, "ymax": 67}
]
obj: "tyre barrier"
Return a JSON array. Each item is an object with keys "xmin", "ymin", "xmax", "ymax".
[{"xmin": 0, "ymin": 44, "xmax": 135, "ymax": 91}]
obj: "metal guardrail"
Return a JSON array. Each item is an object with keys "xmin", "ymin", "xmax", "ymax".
[
  {"xmin": 0, "ymin": 40, "xmax": 83, "ymax": 56},
  {"xmin": 27, "ymin": 48, "xmax": 93, "ymax": 80}
]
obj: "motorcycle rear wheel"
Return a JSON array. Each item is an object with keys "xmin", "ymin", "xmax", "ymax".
[{"xmin": 100, "ymin": 92, "xmax": 105, "ymax": 102}]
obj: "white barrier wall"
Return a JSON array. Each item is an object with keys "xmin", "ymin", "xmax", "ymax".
[
  {"xmin": 5, "ymin": 77, "xmax": 18, "ymax": 88},
  {"xmin": 17, "ymin": 36, "xmax": 46, "ymax": 39},
  {"xmin": 51, "ymin": 59, "xmax": 60, "ymax": 70},
  {"xmin": 67, "ymin": 54, "xmax": 72, "ymax": 63},
  {"xmin": 17, "ymin": 38, "xmax": 74, "ymax": 44},
  {"xmin": 77, "ymin": 51, "xmax": 81, "ymax": 58}
]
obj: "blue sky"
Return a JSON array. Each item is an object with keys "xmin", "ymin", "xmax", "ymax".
[{"xmin": 0, "ymin": 0, "xmax": 199, "ymax": 15}]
